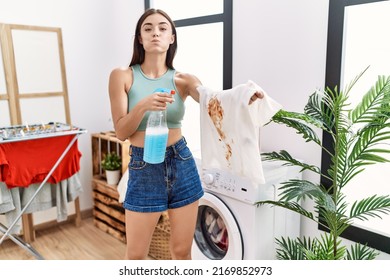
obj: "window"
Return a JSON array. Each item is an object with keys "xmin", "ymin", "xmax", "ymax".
[
  {"xmin": 144, "ymin": 0, "xmax": 232, "ymax": 152},
  {"xmin": 323, "ymin": 0, "xmax": 390, "ymax": 254}
]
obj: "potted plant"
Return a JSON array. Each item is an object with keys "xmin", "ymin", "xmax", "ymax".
[
  {"xmin": 101, "ymin": 151, "xmax": 121, "ymax": 185},
  {"xmin": 257, "ymin": 70, "xmax": 390, "ymax": 259}
]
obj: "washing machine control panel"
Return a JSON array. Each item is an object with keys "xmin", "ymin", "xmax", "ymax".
[
  {"xmin": 202, "ymin": 170, "xmax": 237, "ymax": 191},
  {"xmin": 201, "ymin": 169, "xmax": 274, "ymax": 203}
]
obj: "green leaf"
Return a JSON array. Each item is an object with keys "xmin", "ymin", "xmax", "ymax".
[
  {"xmin": 305, "ymin": 89, "xmax": 336, "ymax": 131},
  {"xmin": 275, "ymin": 234, "xmax": 346, "ymax": 260},
  {"xmin": 306, "ymin": 234, "xmax": 345, "ymax": 260},
  {"xmin": 274, "ymin": 236, "xmax": 309, "ymax": 260},
  {"xmin": 101, "ymin": 152, "xmax": 122, "ymax": 171},
  {"xmin": 271, "ymin": 111, "xmax": 322, "ymax": 144},
  {"xmin": 343, "ymin": 66, "xmax": 370, "ymax": 96},
  {"xmin": 350, "ymin": 75, "xmax": 390, "ymax": 124},
  {"xmin": 345, "ymin": 243, "xmax": 379, "ymax": 260},
  {"xmin": 350, "ymin": 195, "xmax": 390, "ymax": 221},
  {"xmin": 339, "ymin": 123, "xmax": 390, "ymax": 187},
  {"xmin": 277, "ymin": 180, "xmax": 335, "ymax": 211},
  {"xmin": 262, "ymin": 150, "xmax": 321, "ymax": 174},
  {"xmin": 255, "ymin": 200, "xmax": 315, "ymax": 222},
  {"xmin": 359, "ymin": 153, "xmax": 389, "ymax": 162}
]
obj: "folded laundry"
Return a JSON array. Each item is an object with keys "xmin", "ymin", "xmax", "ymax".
[{"xmin": 198, "ymin": 80, "xmax": 282, "ymax": 185}]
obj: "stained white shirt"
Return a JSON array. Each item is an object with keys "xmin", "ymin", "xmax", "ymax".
[{"xmin": 198, "ymin": 80, "xmax": 282, "ymax": 185}]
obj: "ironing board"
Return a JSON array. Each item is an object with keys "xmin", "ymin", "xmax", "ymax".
[{"xmin": 0, "ymin": 122, "xmax": 87, "ymax": 259}]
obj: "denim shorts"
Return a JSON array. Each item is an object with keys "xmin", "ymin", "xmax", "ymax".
[{"xmin": 123, "ymin": 137, "xmax": 204, "ymax": 213}]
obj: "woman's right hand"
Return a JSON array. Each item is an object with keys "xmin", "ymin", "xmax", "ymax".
[{"xmin": 143, "ymin": 91, "xmax": 174, "ymax": 111}]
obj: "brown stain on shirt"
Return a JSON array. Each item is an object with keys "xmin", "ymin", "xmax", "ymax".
[{"xmin": 207, "ymin": 96, "xmax": 232, "ymax": 164}]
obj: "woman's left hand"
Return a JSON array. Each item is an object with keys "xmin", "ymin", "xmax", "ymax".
[{"xmin": 249, "ymin": 90, "xmax": 264, "ymax": 105}]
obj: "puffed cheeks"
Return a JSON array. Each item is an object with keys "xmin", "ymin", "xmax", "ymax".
[{"xmin": 249, "ymin": 90, "xmax": 265, "ymax": 105}]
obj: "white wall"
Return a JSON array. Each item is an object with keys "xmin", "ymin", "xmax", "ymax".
[{"xmin": 1, "ymin": 0, "xmax": 388, "ymax": 259}]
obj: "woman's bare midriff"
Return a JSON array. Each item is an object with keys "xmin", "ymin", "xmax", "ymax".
[{"xmin": 128, "ymin": 128, "xmax": 183, "ymax": 148}]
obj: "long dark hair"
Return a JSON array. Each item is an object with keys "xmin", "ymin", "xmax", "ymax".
[{"xmin": 129, "ymin": 9, "xmax": 177, "ymax": 69}]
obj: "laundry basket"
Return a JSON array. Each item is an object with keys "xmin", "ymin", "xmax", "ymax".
[{"xmin": 148, "ymin": 211, "xmax": 172, "ymax": 260}]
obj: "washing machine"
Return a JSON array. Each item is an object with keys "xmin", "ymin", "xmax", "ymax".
[{"xmin": 192, "ymin": 158, "xmax": 301, "ymax": 260}]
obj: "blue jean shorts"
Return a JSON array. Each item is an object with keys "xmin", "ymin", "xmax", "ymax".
[{"xmin": 123, "ymin": 137, "xmax": 204, "ymax": 213}]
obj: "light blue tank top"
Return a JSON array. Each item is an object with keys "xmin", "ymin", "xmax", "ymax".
[{"xmin": 128, "ymin": 64, "xmax": 185, "ymax": 131}]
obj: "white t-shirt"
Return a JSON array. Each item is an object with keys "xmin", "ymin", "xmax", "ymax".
[{"xmin": 198, "ymin": 80, "xmax": 282, "ymax": 185}]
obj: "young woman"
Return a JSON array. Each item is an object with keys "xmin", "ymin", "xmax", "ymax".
[{"xmin": 108, "ymin": 8, "xmax": 263, "ymax": 260}]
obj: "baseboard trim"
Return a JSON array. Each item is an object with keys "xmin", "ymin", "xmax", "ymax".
[{"xmin": 34, "ymin": 208, "xmax": 93, "ymax": 231}]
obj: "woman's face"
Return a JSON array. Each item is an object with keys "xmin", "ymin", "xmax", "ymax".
[{"xmin": 139, "ymin": 13, "xmax": 175, "ymax": 54}]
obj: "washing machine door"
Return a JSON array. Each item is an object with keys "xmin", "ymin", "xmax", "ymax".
[{"xmin": 192, "ymin": 192, "xmax": 244, "ymax": 260}]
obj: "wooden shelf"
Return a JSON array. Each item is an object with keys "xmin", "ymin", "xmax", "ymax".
[
  {"xmin": 92, "ymin": 176, "xmax": 126, "ymax": 243},
  {"xmin": 91, "ymin": 132, "xmax": 130, "ymax": 243},
  {"xmin": 91, "ymin": 131, "xmax": 130, "ymax": 177}
]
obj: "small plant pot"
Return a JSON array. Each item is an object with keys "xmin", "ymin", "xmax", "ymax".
[{"xmin": 105, "ymin": 169, "xmax": 120, "ymax": 185}]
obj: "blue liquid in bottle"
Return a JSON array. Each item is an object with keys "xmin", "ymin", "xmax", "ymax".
[
  {"xmin": 143, "ymin": 88, "xmax": 173, "ymax": 164},
  {"xmin": 143, "ymin": 127, "xmax": 169, "ymax": 164}
]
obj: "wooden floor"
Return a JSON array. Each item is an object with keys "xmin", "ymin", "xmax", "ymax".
[{"xmin": 0, "ymin": 217, "xmax": 127, "ymax": 260}]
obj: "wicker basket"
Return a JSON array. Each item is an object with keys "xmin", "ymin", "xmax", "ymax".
[{"xmin": 149, "ymin": 211, "xmax": 172, "ymax": 260}]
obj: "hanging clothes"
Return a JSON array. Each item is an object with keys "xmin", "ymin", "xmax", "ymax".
[{"xmin": 198, "ymin": 80, "xmax": 282, "ymax": 185}]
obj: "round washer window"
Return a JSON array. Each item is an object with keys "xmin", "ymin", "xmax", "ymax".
[{"xmin": 194, "ymin": 205, "xmax": 229, "ymax": 260}]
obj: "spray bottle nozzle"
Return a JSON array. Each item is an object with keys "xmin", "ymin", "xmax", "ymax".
[{"xmin": 154, "ymin": 88, "xmax": 172, "ymax": 93}]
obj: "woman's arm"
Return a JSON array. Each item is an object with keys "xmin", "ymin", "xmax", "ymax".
[
  {"xmin": 176, "ymin": 72, "xmax": 264, "ymax": 105},
  {"xmin": 175, "ymin": 72, "xmax": 202, "ymax": 103},
  {"xmin": 108, "ymin": 68, "xmax": 143, "ymax": 140}
]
